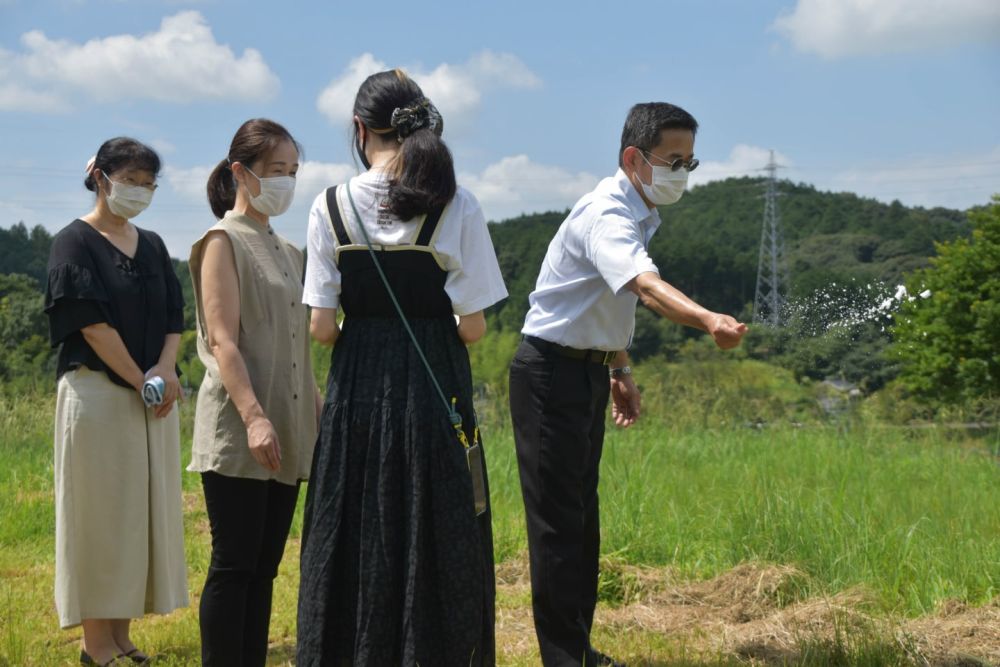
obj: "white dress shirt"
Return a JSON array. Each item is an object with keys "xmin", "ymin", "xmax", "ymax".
[
  {"xmin": 521, "ymin": 169, "xmax": 661, "ymax": 351},
  {"xmin": 303, "ymin": 169, "xmax": 508, "ymax": 316}
]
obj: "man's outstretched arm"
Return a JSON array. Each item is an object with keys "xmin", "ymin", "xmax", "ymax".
[{"xmin": 624, "ymin": 271, "xmax": 747, "ymax": 349}]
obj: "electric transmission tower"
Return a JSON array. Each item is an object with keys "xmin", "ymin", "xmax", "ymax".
[{"xmin": 752, "ymin": 150, "xmax": 790, "ymax": 326}]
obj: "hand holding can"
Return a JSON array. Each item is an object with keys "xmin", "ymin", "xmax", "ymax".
[{"xmin": 142, "ymin": 376, "xmax": 166, "ymax": 407}]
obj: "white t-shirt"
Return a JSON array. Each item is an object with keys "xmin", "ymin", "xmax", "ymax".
[
  {"xmin": 302, "ymin": 169, "xmax": 508, "ymax": 316},
  {"xmin": 521, "ymin": 169, "xmax": 661, "ymax": 351}
]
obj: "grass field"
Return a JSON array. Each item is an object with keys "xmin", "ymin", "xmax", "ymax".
[{"xmin": 2, "ymin": 387, "xmax": 999, "ymax": 666}]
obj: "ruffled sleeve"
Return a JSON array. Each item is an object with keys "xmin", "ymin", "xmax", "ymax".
[
  {"xmin": 44, "ymin": 226, "xmax": 110, "ymax": 346},
  {"xmin": 44, "ymin": 263, "xmax": 110, "ymax": 346}
]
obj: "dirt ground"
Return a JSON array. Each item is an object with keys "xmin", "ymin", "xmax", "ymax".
[{"xmin": 494, "ymin": 558, "xmax": 1000, "ymax": 666}]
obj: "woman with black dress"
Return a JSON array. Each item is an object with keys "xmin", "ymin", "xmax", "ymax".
[
  {"xmin": 297, "ymin": 69, "xmax": 507, "ymax": 666},
  {"xmin": 44, "ymin": 138, "xmax": 188, "ymax": 666}
]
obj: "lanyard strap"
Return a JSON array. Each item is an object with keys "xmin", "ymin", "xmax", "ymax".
[{"xmin": 345, "ymin": 184, "xmax": 463, "ymax": 429}]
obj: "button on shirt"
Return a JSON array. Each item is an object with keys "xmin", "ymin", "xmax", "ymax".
[
  {"xmin": 303, "ymin": 169, "xmax": 508, "ymax": 315},
  {"xmin": 521, "ymin": 169, "xmax": 661, "ymax": 351},
  {"xmin": 188, "ymin": 212, "xmax": 317, "ymax": 485}
]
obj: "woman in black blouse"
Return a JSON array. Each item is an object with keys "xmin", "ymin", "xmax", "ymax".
[{"xmin": 44, "ymin": 137, "xmax": 189, "ymax": 666}]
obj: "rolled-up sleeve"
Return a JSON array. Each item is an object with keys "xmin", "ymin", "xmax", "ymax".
[
  {"xmin": 586, "ymin": 215, "xmax": 659, "ymax": 295},
  {"xmin": 302, "ymin": 193, "xmax": 342, "ymax": 310}
]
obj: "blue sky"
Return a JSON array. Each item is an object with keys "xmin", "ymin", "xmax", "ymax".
[{"xmin": 1, "ymin": 0, "xmax": 998, "ymax": 256}]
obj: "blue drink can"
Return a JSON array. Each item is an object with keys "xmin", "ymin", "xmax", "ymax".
[{"xmin": 142, "ymin": 376, "xmax": 165, "ymax": 407}]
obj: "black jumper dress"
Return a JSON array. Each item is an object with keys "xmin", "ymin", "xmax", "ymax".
[{"xmin": 297, "ymin": 186, "xmax": 496, "ymax": 666}]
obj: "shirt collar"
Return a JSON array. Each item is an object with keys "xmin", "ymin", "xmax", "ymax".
[
  {"xmin": 614, "ymin": 168, "xmax": 661, "ymax": 229},
  {"xmin": 223, "ymin": 210, "xmax": 273, "ymax": 235}
]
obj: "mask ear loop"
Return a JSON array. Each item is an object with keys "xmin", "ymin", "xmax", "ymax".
[
  {"xmin": 354, "ymin": 118, "xmax": 398, "ymax": 170},
  {"xmin": 231, "ymin": 161, "xmax": 258, "ymax": 201},
  {"xmin": 633, "ymin": 148, "xmax": 653, "ymax": 189}
]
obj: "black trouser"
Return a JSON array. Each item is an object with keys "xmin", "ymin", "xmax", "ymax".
[
  {"xmin": 509, "ymin": 339, "xmax": 611, "ymax": 667},
  {"xmin": 199, "ymin": 471, "xmax": 299, "ymax": 667}
]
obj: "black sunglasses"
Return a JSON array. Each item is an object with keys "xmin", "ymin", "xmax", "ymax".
[{"xmin": 642, "ymin": 149, "xmax": 699, "ymax": 172}]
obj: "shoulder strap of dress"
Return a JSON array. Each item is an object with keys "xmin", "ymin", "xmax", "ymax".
[
  {"xmin": 325, "ymin": 186, "xmax": 352, "ymax": 246},
  {"xmin": 415, "ymin": 204, "xmax": 446, "ymax": 247}
]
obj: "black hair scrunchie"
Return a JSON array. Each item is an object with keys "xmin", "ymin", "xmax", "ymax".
[{"xmin": 390, "ymin": 98, "xmax": 443, "ymax": 140}]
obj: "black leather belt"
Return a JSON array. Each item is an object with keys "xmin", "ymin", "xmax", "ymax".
[{"xmin": 523, "ymin": 335, "xmax": 617, "ymax": 365}]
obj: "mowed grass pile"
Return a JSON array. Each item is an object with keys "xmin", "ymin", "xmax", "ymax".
[{"xmin": 2, "ymin": 377, "xmax": 999, "ymax": 664}]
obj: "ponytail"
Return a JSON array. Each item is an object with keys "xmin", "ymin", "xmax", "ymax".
[
  {"xmin": 207, "ymin": 158, "xmax": 236, "ymax": 220},
  {"xmin": 388, "ymin": 128, "xmax": 456, "ymax": 220},
  {"xmin": 353, "ymin": 70, "xmax": 456, "ymax": 220},
  {"xmin": 206, "ymin": 159, "xmax": 236, "ymax": 219}
]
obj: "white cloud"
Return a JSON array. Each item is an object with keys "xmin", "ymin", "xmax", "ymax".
[
  {"xmin": 459, "ymin": 155, "xmax": 598, "ymax": 222},
  {"xmin": 688, "ymin": 143, "xmax": 999, "ymax": 210},
  {"xmin": 149, "ymin": 138, "xmax": 177, "ymax": 155},
  {"xmin": 296, "ymin": 160, "xmax": 357, "ymax": 204},
  {"xmin": 773, "ymin": 0, "xmax": 1000, "ymax": 58},
  {"xmin": 0, "ymin": 81, "xmax": 64, "ymax": 113},
  {"xmin": 688, "ymin": 144, "xmax": 792, "ymax": 188},
  {"xmin": 0, "ymin": 11, "xmax": 279, "ymax": 111},
  {"xmin": 820, "ymin": 145, "xmax": 1000, "ymax": 209},
  {"xmin": 163, "ymin": 164, "xmax": 214, "ymax": 202},
  {"xmin": 316, "ymin": 53, "xmax": 387, "ymax": 126},
  {"xmin": 316, "ymin": 50, "xmax": 542, "ymax": 127}
]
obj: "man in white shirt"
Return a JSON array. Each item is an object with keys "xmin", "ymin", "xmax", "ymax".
[{"xmin": 509, "ymin": 102, "xmax": 747, "ymax": 667}]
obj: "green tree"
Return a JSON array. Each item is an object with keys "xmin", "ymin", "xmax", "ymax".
[
  {"xmin": 0, "ymin": 273, "xmax": 53, "ymax": 392},
  {"xmin": 0, "ymin": 222, "xmax": 51, "ymax": 284},
  {"xmin": 891, "ymin": 196, "xmax": 1000, "ymax": 403}
]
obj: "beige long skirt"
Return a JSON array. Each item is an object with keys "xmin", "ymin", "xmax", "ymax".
[{"xmin": 53, "ymin": 367, "xmax": 189, "ymax": 628}]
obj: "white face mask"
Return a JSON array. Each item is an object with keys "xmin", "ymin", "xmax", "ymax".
[
  {"xmin": 245, "ymin": 167, "xmax": 295, "ymax": 217},
  {"xmin": 104, "ymin": 175, "xmax": 154, "ymax": 219},
  {"xmin": 637, "ymin": 153, "xmax": 689, "ymax": 206}
]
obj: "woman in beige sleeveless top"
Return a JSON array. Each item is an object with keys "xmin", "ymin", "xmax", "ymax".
[{"xmin": 188, "ymin": 118, "xmax": 319, "ymax": 667}]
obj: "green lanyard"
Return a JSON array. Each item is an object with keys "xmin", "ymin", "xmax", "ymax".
[{"xmin": 345, "ymin": 184, "xmax": 466, "ymax": 435}]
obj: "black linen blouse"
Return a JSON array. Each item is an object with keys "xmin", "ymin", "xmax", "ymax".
[{"xmin": 44, "ymin": 219, "xmax": 185, "ymax": 389}]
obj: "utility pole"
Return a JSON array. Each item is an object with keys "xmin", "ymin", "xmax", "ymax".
[{"xmin": 752, "ymin": 150, "xmax": 789, "ymax": 326}]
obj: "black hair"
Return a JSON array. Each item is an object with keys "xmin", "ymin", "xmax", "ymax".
[
  {"xmin": 618, "ymin": 103, "xmax": 699, "ymax": 168},
  {"xmin": 207, "ymin": 118, "xmax": 302, "ymax": 219},
  {"xmin": 353, "ymin": 69, "xmax": 456, "ymax": 221},
  {"xmin": 84, "ymin": 137, "xmax": 160, "ymax": 192}
]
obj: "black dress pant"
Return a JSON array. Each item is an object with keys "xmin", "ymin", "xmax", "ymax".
[
  {"xmin": 509, "ymin": 339, "xmax": 611, "ymax": 667},
  {"xmin": 199, "ymin": 471, "xmax": 299, "ymax": 667}
]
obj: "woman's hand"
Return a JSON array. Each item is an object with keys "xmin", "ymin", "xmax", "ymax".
[
  {"xmin": 457, "ymin": 311, "xmax": 486, "ymax": 344},
  {"xmin": 246, "ymin": 415, "xmax": 282, "ymax": 472},
  {"xmin": 145, "ymin": 364, "xmax": 183, "ymax": 419}
]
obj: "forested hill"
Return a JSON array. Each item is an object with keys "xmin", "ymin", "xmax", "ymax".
[
  {"xmin": 486, "ymin": 177, "xmax": 971, "ymax": 331},
  {"xmin": 1, "ymin": 176, "xmax": 973, "ymax": 335}
]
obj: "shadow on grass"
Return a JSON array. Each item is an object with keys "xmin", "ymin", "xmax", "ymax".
[{"xmin": 140, "ymin": 641, "xmax": 296, "ymax": 666}]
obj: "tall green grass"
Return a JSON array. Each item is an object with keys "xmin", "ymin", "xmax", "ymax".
[
  {"xmin": 481, "ymin": 418, "xmax": 1000, "ymax": 616},
  {"xmin": 3, "ymin": 375, "xmax": 999, "ymax": 664}
]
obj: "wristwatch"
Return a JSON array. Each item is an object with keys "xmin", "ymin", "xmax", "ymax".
[{"xmin": 609, "ymin": 365, "xmax": 632, "ymax": 379}]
